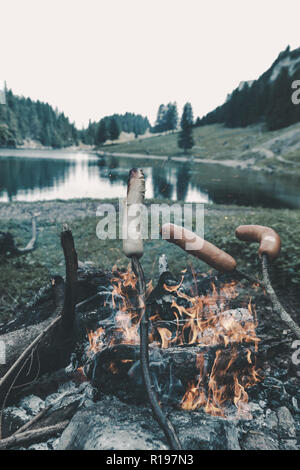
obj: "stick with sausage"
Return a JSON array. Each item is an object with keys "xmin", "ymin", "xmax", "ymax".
[
  {"xmin": 235, "ymin": 225, "xmax": 300, "ymax": 338},
  {"xmin": 122, "ymin": 168, "xmax": 145, "ymax": 259},
  {"xmin": 235, "ymin": 225, "xmax": 281, "ymax": 261},
  {"xmin": 161, "ymin": 223, "xmax": 237, "ymax": 272}
]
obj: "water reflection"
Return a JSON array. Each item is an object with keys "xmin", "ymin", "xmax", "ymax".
[{"xmin": 0, "ymin": 149, "xmax": 299, "ymax": 208}]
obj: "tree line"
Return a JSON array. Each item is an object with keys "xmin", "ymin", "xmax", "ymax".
[
  {"xmin": 197, "ymin": 46, "xmax": 300, "ymax": 131},
  {"xmin": 0, "ymin": 88, "xmax": 78, "ymax": 148},
  {"xmin": 81, "ymin": 113, "xmax": 150, "ymax": 145}
]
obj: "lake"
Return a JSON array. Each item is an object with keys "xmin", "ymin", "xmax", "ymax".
[{"xmin": 0, "ymin": 149, "xmax": 300, "ymax": 208}]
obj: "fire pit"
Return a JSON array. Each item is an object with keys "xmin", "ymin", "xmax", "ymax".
[{"xmin": 0, "ymin": 169, "xmax": 299, "ymax": 451}]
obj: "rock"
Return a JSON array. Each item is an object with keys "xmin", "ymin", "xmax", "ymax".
[
  {"xmin": 57, "ymin": 397, "xmax": 167, "ymax": 450},
  {"xmin": 1, "ymin": 407, "xmax": 29, "ymax": 438},
  {"xmin": 18, "ymin": 395, "xmax": 44, "ymax": 415},
  {"xmin": 265, "ymin": 409, "xmax": 278, "ymax": 433},
  {"xmin": 277, "ymin": 407, "xmax": 296, "ymax": 438},
  {"xmin": 27, "ymin": 443, "xmax": 49, "ymax": 451},
  {"xmin": 280, "ymin": 439, "xmax": 298, "ymax": 450},
  {"xmin": 242, "ymin": 432, "xmax": 279, "ymax": 450},
  {"xmin": 57, "ymin": 396, "xmax": 240, "ymax": 450}
]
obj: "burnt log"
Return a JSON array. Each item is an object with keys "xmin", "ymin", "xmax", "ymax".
[{"xmin": 86, "ymin": 342, "xmax": 261, "ymax": 404}]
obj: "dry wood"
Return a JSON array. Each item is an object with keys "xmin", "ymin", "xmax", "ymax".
[
  {"xmin": 262, "ymin": 254, "xmax": 300, "ymax": 340},
  {"xmin": 132, "ymin": 256, "xmax": 182, "ymax": 451},
  {"xmin": 0, "ymin": 420, "xmax": 69, "ymax": 450},
  {"xmin": 12, "ymin": 406, "xmax": 51, "ymax": 436},
  {"xmin": 60, "ymin": 225, "xmax": 78, "ymax": 333},
  {"xmin": 0, "ymin": 316, "xmax": 61, "ymax": 393}
]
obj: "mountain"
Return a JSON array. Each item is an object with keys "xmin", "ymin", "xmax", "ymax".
[
  {"xmin": 197, "ymin": 46, "xmax": 300, "ymax": 131},
  {"xmin": 0, "ymin": 89, "xmax": 79, "ymax": 148}
]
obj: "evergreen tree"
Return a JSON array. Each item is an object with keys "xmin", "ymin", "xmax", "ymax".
[
  {"xmin": 96, "ymin": 119, "xmax": 109, "ymax": 145},
  {"xmin": 109, "ymin": 117, "xmax": 121, "ymax": 140},
  {"xmin": 178, "ymin": 103, "xmax": 194, "ymax": 153},
  {"xmin": 165, "ymin": 102, "xmax": 178, "ymax": 131}
]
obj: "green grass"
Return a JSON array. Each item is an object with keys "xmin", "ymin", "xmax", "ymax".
[
  {"xmin": 101, "ymin": 123, "xmax": 297, "ymax": 158},
  {"xmin": 1, "ymin": 200, "xmax": 300, "ymax": 323}
]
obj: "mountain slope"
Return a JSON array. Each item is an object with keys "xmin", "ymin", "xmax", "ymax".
[{"xmin": 198, "ymin": 46, "xmax": 300, "ymax": 131}]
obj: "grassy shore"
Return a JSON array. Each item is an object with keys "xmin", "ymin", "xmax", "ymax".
[
  {"xmin": 1, "ymin": 199, "xmax": 300, "ymax": 323},
  {"xmin": 99, "ymin": 123, "xmax": 300, "ymax": 174}
]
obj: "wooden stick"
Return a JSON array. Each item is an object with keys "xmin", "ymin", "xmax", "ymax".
[
  {"xmin": 262, "ymin": 254, "xmax": 300, "ymax": 340},
  {"xmin": 60, "ymin": 225, "xmax": 78, "ymax": 333},
  {"xmin": 0, "ymin": 420, "xmax": 69, "ymax": 450},
  {"xmin": 12, "ymin": 406, "xmax": 51, "ymax": 436},
  {"xmin": 131, "ymin": 256, "xmax": 182, "ymax": 451}
]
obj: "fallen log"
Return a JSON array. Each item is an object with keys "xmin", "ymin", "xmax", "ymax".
[{"xmin": 0, "ymin": 420, "xmax": 69, "ymax": 450}]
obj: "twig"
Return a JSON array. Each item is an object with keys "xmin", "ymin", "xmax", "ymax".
[
  {"xmin": 234, "ymin": 268, "xmax": 264, "ymax": 287},
  {"xmin": 0, "ymin": 420, "xmax": 69, "ymax": 450},
  {"xmin": 60, "ymin": 225, "xmax": 78, "ymax": 333},
  {"xmin": 131, "ymin": 256, "xmax": 182, "ymax": 450},
  {"xmin": 0, "ymin": 316, "xmax": 61, "ymax": 393},
  {"xmin": 261, "ymin": 253, "xmax": 300, "ymax": 340},
  {"xmin": 12, "ymin": 406, "xmax": 51, "ymax": 436}
]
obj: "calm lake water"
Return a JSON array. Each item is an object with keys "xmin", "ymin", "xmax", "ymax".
[{"xmin": 0, "ymin": 149, "xmax": 300, "ymax": 208}]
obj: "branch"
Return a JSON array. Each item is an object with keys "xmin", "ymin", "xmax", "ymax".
[
  {"xmin": 0, "ymin": 316, "xmax": 61, "ymax": 393},
  {"xmin": 0, "ymin": 420, "xmax": 68, "ymax": 450},
  {"xmin": 60, "ymin": 225, "xmax": 78, "ymax": 333},
  {"xmin": 131, "ymin": 256, "xmax": 182, "ymax": 451},
  {"xmin": 12, "ymin": 406, "xmax": 51, "ymax": 436},
  {"xmin": 262, "ymin": 254, "xmax": 300, "ymax": 340},
  {"xmin": 14, "ymin": 215, "xmax": 38, "ymax": 254}
]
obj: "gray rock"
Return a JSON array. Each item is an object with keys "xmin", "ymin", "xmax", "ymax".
[
  {"xmin": 2, "ymin": 407, "xmax": 29, "ymax": 437},
  {"xmin": 242, "ymin": 432, "xmax": 279, "ymax": 450},
  {"xmin": 18, "ymin": 395, "xmax": 44, "ymax": 415},
  {"xmin": 277, "ymin": 406, "xmax": 296, "ymax": 438},
  {"xmin": 27, "ymin": 443, "xmax": 49, "ymax": 451},
  {"xmin": 265, "ymin": 409, "xmax": 278, "ymax": 433},
  {"xmin": 280, "ymin": 439, "xmax": 299, "ymax": 450},
  {"xmin": 57, "ymin": 396, "xmax": 240, "ymax": 450}
]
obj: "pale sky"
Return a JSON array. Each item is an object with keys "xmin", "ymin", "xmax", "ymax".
[{"xmin": 1, "ymin": 0, "xmax": 299, "ymax": 127}]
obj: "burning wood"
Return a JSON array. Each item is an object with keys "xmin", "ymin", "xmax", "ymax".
[{"xmin": 0, "ymin": 170, "xmax": 299, "ymax": 450}]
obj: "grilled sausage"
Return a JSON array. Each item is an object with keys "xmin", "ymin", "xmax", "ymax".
[
  {"xmin": 235, "ymin": 225, "xmax": 281, "ymax": 261},
  {"xmin": 122, "ymin": 169, "xmax": 145, "ymax": 258},
  {"xmin": 161, "ymin": 223, "xmax": 237, "ymax": 272}
]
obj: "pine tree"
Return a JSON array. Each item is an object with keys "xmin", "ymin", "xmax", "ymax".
[
  {"xmin": 109, "ymin": 117, "xmax": 121, "ymax": 140},
  {"xmin": 96, "ymin": 119, "xmax": 109, "ymax": 145},
  {"xmin": 178, "ymin": 103, "xmax": 194, "ymax": 153},
  {"xmin": 165, "ymin": 102, "xmax": 178, "ymax": 131}
]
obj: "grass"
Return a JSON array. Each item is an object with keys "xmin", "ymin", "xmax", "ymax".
[
  {"xmin": 101, "ymin": 123, "xmax": 298, "ymax": 158},
  {"xmin": 1, "ymin": 199, "xmax": 300, "ymax": 323}
]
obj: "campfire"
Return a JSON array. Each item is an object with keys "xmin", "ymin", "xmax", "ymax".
[
  {"xmin": 0, "ymin": 168, "xmax": 299, "ymax": 451},
  {"xmin": 83, "ymin": 264, "xmax": 261, "ymax": 420}
]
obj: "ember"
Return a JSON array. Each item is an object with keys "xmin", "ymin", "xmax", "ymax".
[{"xmin": 85, "ymin": 265, "xmax": 262, "ymax": 419}]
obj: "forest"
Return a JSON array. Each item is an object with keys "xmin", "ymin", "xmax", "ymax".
[{"xmin": 197, "ymin": 47, "xmax": 300, "ymax": 131}]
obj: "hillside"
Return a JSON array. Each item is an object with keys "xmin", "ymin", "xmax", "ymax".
[
  {"xmin": 98, "ymin": 121, "xmax": 300, "ymax": 173},
  {"xmin": 0, "ymin": 89, "xmax": 150, "ymax": 149},
  {"xmin": 198, "ymin": 46, "xmax": 300, "ymax": 131},
  {"xmin": 0, "ymin": 89, "xmax": 79, "ymax": 148}
]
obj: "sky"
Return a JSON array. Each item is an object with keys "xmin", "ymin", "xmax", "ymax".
[{"xmin": 1, "ymin": 0, "xmax": 299, "ymax": 128}]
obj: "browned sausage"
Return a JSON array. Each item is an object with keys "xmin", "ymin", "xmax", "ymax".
[
  {"xmin": 235, "ymin": 225, "xmax": 281, "ymax": 261},
  {"xmin": 161, "ymin": 223, "xmax": 237, "ymax": 272}
]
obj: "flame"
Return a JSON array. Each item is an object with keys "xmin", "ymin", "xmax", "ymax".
[{"xmin": 86, "ymin": 266, "xmax": 262, "ymax": 418}]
